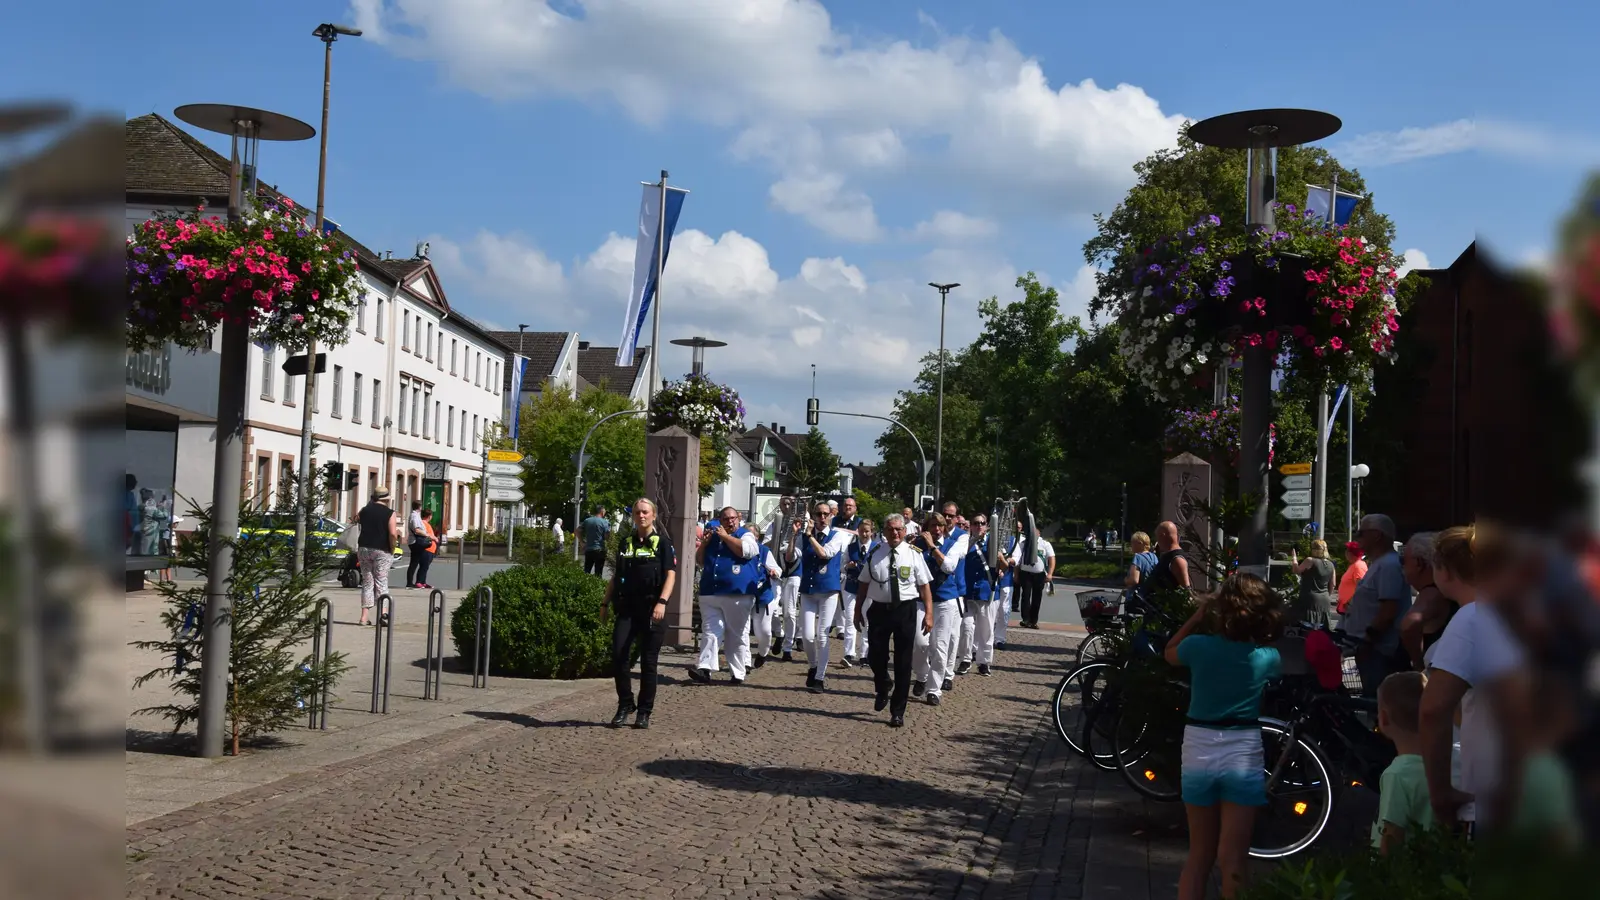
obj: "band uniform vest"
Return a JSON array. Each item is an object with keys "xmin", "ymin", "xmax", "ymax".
[{"xmin": 699, "ymin": 526, "xmax": 759, "ymax": 596}]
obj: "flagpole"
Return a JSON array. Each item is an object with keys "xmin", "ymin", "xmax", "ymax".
[
  {"xmin": 1312, "ymin": 171, "xmax": 1339, "ymax": 541},
  {"xmin": 648, "ymin": 169, "xmax": 667, "ymax": 417}
]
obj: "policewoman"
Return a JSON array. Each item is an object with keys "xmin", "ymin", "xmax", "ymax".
[
  {"xmin": 790, "ymin": 501, "xmax": 853, "ymax": 693},
  {"xmin": 912, "ymin": 512, "xmax": 968, "ymax": 705},
  {"xmin": 840, "ymin": 518, "xmax": 879, "ymax": 667},
  {"xmin": 689, "ymin": 505, "xmax": 761, "ymax": 685},
  {"xmin": 601, "ymin": 498, "xmax": 678, "ymax": 730},
  {"xmin": 854, "ymin": 513, "xmax": 933, "ymax": 727},
  {"xmin": 959, "ymin": 514, "xmax": 997, "ymax": 676}
]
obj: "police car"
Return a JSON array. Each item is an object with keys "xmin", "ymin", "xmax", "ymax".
[{"xmin": 238, "ymin": 514, "xmax": 345, "ymax": 551}]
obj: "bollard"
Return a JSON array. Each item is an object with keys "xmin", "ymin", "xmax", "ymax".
[
  {"xmin": 423, "ymin": 589, "xmax": 447, "ymax": 700},
  {"xmin": 471, "ymin": 585, "xmax": 495, "ymax": 689},
  {"xmin": 456, "ymin": 535, "xmax": 465, "ymax": 590},
  {"xmin": 370, "ymin": 594, "xmax": 394, "ymax": 714},
  {"xmin": 308, "ymin": 598, "xmax": 333, "ymax": 729}
]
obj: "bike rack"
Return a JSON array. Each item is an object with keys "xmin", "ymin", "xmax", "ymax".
[
  {"xmin": 370, "ymin": 594, "xmax": 395, "ymax": 714},
  {"xmin": 423, "ymin": 588, "xmax": 447, "ymax": 700},
  {"xmin": 307, "ymin": 598, "xmax": 333, "ymax": 729},
  {"xmin": 471, "ymin": 585, "xmax": 494, "ymax": 689}
]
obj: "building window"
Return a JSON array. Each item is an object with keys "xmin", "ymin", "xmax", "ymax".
[
  {"xmin": 477, "ymin": 352, "xmax": 484, "ymax": 387},
  {"xmin": 352, "ymin": 373, "xmax": 363, "ymax": 424},
  {"xmin": 448, "ymin": 406, "xmax": 455, "ymax": 446},
  {"xmin": 434, "ymin": 400, "xmax": 442, "ymax": 443},
  {"xmin": 398, "ymin": 381, "xmax": 409, "ymax": 433},
  {"xmin": 457, "ymin": 484, "xmax": 465, "ymax": 530},
  {"xmin": 473, "ymin": 415, "xmax": 480, "ymax": 453},
  {"xmin": 426, "ymin": 323, "xmax": 434, "ymax": 361},
  {"xmin": 261, "ymin": 345, "xmax": 275, "ymax": 399},
  {"xmin": 331, "ymin": 365, "xmax": 343, "ymax": 417},
  {"xmin": 460, "ymin": 413, "xmax": 467, "ymax": 449},
  {"xmin": 278, "ymin": 457, "xmax": 294, "ymax": 507},
  {"xmin": 356, "ymin": 293, "xmax": 367, "ymax": 333},
  {"xmin": 283, "ymin": 368, "xmax": 295, "ymax": 406},
  {"xmin": 375, "ymin": 297, "xmax": 385, "ymax": 339},
  {"xmin": 412, "ymin": 384, "xmax": 421, "ymax": 438},
  {"xmin": 402, "ymin": 310, "xmax": 411, "ymax": 350},
  {"xmin": 422, "ymin": 386, "xmax": 432, "ymax": 439},
  {"xmin": 451, "ymin": 339, "xmax": 457, "ymax": 375},
  {"xmin": 371, "ymin": 379, "xmax": 381, "ymax": 429},
  {"xmin": 493, "ymin": 360, "xmax": 500, "ymax": 394},
  {"xmin": 255, "ymin": 455, "xmax": 271, "ymax": 507}
]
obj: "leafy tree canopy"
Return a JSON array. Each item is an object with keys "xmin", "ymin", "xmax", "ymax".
[{"xmin": 514, "ymin": 382, "xmax": 644, "ymax": 525}]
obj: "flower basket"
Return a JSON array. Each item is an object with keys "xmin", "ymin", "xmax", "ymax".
[
  {"xmin": 1117, "ymin": 205, "xmax": 1402, "ymax": 401},
  {"xmin": 0, "ymin": 214, "xmax": 120, "ymax": 334},
  {"xmin": 126, "ymin": 199, "xmax": 361, "ymax": 353},
  {"xmin": 647, "ymin": 373, "xmax": 746, "ymax": 437}
]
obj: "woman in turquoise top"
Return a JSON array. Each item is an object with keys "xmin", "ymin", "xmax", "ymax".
[{"xmin": 1163, "ymin": 573, "xmax": 1284, "ymax": 900}]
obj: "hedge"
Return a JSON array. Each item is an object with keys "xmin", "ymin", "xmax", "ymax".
[{"xmin": 450, "ymin": 561, "xmax": 611, "ymax": 679}]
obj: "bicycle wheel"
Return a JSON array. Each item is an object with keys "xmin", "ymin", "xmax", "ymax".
[
  {"xmin": 1080, "ymin": 679, "xmax": 1122, "ymax": 771},
  {"xmin": 1112, "ymin": 705, "xmax": 1183, "ymax": 802},
  {"xmin": 1051, "ymin": 662, "xmax": 1115, "ymax": 757},
  {"xmin": 1249, "ymin": 721, "xmax": 1336, "ymax": 859},
  {"xmin": 1075, "ymin": 630, "xmax": 1117, "ymax": 665}
]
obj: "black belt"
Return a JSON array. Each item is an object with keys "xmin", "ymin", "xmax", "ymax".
[{"xmin": 1185, "ymin": 716, "xmax": 1260, "ymax": 729}]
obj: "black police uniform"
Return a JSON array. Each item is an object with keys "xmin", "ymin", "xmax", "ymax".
[{"xmin": 610, "ymin": 527, "xmax": 677, "ymax": 722}]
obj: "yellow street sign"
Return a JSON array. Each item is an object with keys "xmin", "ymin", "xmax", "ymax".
[
  {"xmin": 1278, "ymin": 462, "xmax": 1312, "ymax": 476},
  {"xmin": 486, "ymin": 449, "xmax": 524, "ymax": 463}
]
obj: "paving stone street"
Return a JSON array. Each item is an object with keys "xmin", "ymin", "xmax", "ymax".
[{"xmin": 126, "ymin": 627, "xmax": 1195, "ymax": 899}]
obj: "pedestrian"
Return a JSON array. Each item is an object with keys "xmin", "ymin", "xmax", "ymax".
[
  {"xmin": 552, "ymin": 517, "xmax": 565, "ymax": 552},
  {"xmin": 789, "ymin": 501, "xmax": 853, "ymax": 693},
  {"xmin": 1289, "ymin": 539, "xmax": 1336, "ymax": 626},
  {"xmin": 960, "ymin": 513, "xmax": 998, "ymax": 676},
  {"xmin": 413, "ymin": 508, "xmax": 439, "ymax": 589},
  {"xmin": 1343, "ymin": 513, "xmax": 1411, "ymax": 697},
  {"xmin": 854, "ymin": 513, "xmax": 933, "ymax": 728},
  {"xmin": 1337, "ymin": 541, "xmax": 1366, "ymax": 617},
  {"xmin": 1163, "ymin": 573, "xmax": 1284, "ymax": 900},
  {"xmin": 688, "ymin": 506, "xmax": 760, "ymax": 685},
  {"xmin": 1397, "ymin": 532, "xmax": 1452, "ymax": 670},
  {"xmin": 404, "ymin": 500, "xmax": 428, "ymax": 588},
  {"xmin": 1010, "ymin": 520, "xmax": 1056, "ymax": 628},
  {"xmin": 600, "ymin": 499, "xmax": 677, "ymax": 730},
  {"xmin": 910, "ymin": 512, "xmax": 967, "ymax": 705},
  {"xmin": 355, "ymin": 488, "xmax": 401, "ymax": 627},
  {"xmin": 1124, "ymin": 531, "xmax": 1159, "ymax": 600},
  {"xmin": 581, "ymin": 506, "xmax": 611, "ymax": 576},
  {"xmin": 841, "ymin": 519, "xmax": 879, "ymax": 666}
]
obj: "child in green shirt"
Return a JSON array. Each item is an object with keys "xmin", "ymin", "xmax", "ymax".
[{"xmin": 1373, "ymin": 671, "xmax": 1434, "ymax": 852}]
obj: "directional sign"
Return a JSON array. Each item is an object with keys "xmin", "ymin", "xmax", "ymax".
[
  {"xmin": 486, "ymin": 460, "xmax": 523, "ymax": 477},
  {"xmin": 487, "ymin": 474, "xmax": 522, "ymax": 490},
  {"xmin": 1280, "ymin": 489, "xmax": 1312, "ymax": 506},
  {"xmin": 1281, "ymin": 474, "xmax": 1313, "ymax": 491},
  {"xmin": 1281, "ymin": 504, "xmax": 1312, "ymax": 520},
  {"xmin": 486, "ymin": 449, "xmax": 524, "ymax": 463},
  {"xmin": 485, "ymin": 486, "xmax": 525, "ymax": 503},
  {"xmin": 1279, "ymin": 462, "xmax": 1313, "ymax": 476}
]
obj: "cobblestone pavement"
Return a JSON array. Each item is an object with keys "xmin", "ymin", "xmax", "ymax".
[{"xmin": 127, "ymin": 629, "xmax": 1201, "ymax": 899}]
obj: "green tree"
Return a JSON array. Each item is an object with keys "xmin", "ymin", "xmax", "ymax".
[
  {"xmin": 791, "ymin": 426, "xmax": 842, "ymax": 497},
  {"xmin": 516, "ymin": 381, "xmax": 645, "ymax": 523}
]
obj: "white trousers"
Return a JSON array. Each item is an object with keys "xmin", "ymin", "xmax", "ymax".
[
  {"xmin": 696, "ymin": 594, "xmax": 754, "ymax": 681},
  {"xmin": 915, "ymin": 599, "xmax": 960, "ymax": 696},
  {"xmin": 974, "ymin": 599, "xmax": 998, "ymax": 665},
  {"xmin": 957, "ymin": 602, "xmax": 977, "ymax": 662},
  {"xmin": 800, "ymin": 592, "xmax": 839, "ymax": 676},
  {"xmin": 778, "ymin": 576, "xmax": 801, "ymax": 650},
  {"xmin": 749, "ymin": 598, "xmax": 774, "ymax": 658},
  {"xmin": 852, "ymin": 596, "xmax": 872, "ymax": 659},
  {"xmin": 837, "ymin": 592, "xmax": 861, "ymax": 658},
  {"xmin": 994, "ymin": 585, "xmax": 1012, "ymax": 645}
]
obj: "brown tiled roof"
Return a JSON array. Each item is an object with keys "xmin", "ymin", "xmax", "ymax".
[
  {"xmin": 576, "ymin": 346, "xmax": 647, "ymax": 397},
  {"xmin": 743, "ymin": 424, "xmax": 802, "ymax": 456},
  {"xmin": 490, "ymin": 331, "xmax": 570, "ymax": 390}
]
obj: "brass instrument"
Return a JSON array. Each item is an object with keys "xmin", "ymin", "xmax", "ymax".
[{"xmin": 988, "ymin": 491, "xmax": 1039, "ymax": 569}]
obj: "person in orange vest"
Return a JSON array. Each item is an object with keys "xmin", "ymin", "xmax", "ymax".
[{"xmin": 414, "ymin": 508, "xmax": 439, "ymax": 590}]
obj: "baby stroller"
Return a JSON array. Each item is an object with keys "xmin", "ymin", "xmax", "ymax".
[{"xmin": 337, "ymin": 550, "xmax": 361, "ymax": 588}]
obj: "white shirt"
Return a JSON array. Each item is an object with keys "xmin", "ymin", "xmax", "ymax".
[
  {"xmin": 1011, "ymin": 537, "xmax": 1055, "ymax": 573},
  {"xmin": 904, "ymin": 520, "xmax": 921, "ymax": 536},
  {"xmin": 708, "ymin": 527, "xmax": 760, "ymax": 561},
  {"xmin": 408, "ymin": 508, "xmax": 426, "ymax": 541},
  {"xmin": 919, "ymin": 530, "xmax": 969, "ymax": 575},
  {"xmin": 759, "ymin": 546, "xmax": 783, "ymax": 580},
  {"xmin": 791, "ymin": 526, "xmax": 852, "ymax": 567},
  {"xmin": 863, "ymin": 541, "xmax": 933, "ymax": 605},
  {"xmin": 1426, "ymin": 600, "xmax": 1525, "ymax": 825}
]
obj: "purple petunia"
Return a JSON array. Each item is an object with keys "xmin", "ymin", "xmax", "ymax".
[
  {"xmin": 1208, "ymin": 215, "xmax": 1221, "ymax": 226},
  {"xmin": 1192, "ymin": 245, "xmax": 1206, "ymax": 255}
]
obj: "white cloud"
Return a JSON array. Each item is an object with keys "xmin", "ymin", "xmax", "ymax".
[
  {"xmin": 1339, "ymin": 119, "xmax": 1600, "ymax": 167},
  {"xmin": 1395, "ymin": 248, "xmax": 1431, "ymax": 278},
  {"xmin": 909, "ymin": 210, "xmax": 999, "ymax": 242},
  {"xmin": 352, "ymin": 0, "xmax": 1186, "ymax": 234}
]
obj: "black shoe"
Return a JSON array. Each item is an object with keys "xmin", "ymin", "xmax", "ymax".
[
  {"xmin": 731, "ymin": 677, "xmax": 745, "ymax": 686},
  {"xmin": 841, "ymin": 656, "xmax": 856, "ymax": 668},
  {"xmin": 687, "ymin": 666, "xmax": 712, "ymax": 684},
  {"xmin": 796, "ymin": 638, "xmax": 805, "ymax": 651},
  {"xmin": 771, "ymin": 641, "xmax": 783, "ymax": 656},
  {"xmin": 633, "ymin": 712, "xmax": 651, "ymax": 729},
  {"xmin": 994, "ymin": 641, "xmax": 1007, "ymax": 650},
  {"xmin": 808, "ymin": 680, "xmax": 824, "ymax": 695},
  {"xmin": 874, "ymin": 693, "xmax": 889, "ymax": 712},
  {"xmin": 611, "ymin": 703, "xmax": 636, "ymax": 727},
  {"xmin": 889, "ymin": 714, "xmax": 905, "ymax": 728},
  {"xmin": 912, "ymin": 681, "xmax": 926, "ymax": 697},
  {"xmin": 751, "ymin": 655, "xmax": 765, "ymax": 670},
  {"xmin": 942, "ymin": 679, "xmax": 954, "ymax": 693},
  {"xmin": 978, "ymin": 664, "xmax": 991, "ymax": 677},
  {"xmin": 783, "ymin": 652, "xmax": 794, "ymax": 662},
  {"xmin": 807, "ymin": 666, "xmax": 817, "ymax": 682},
  {"xmin": 927, "ymin": 693, "xmax": 941, "ymax": 706},
  {"xmin": 957, "ymin": 660, "xmax": 972, "ymax": 675}
]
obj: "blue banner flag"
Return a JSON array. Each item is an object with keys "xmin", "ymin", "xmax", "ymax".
[
  {"xmin": 617, "ymin": 182, "xmax": 688, "ymax": 367},
  {"xmin": 508, "ymin": 354, "xmax": 527, "ymax": 439},
  {"xmin": 1305, "ymin": 184, "xmax": 1360, "ymax": 225},
  {"xmin": 1325, "ymin": 384, "xmax": 1349, "ymax": 447}
]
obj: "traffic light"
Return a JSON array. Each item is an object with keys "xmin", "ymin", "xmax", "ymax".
[
  {"xmin": 343, "ymin": 470, "xmax": 359, "ymax": 490},
  {"xmin": 805, "ymin": 397, "xmax": 819, "ymax": 427},
  {"xmin": 322, "ymin": 460, "xmax": 342, "ymax": 491}
]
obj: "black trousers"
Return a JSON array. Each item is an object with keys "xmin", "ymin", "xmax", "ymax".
[
  {"xmin": 405, "ymin": 541, "xmax": 427, "ymax": 586},
  {"xmin": 1015, "ymin": 570, "xmax": 1045, "ymax": 626},
  {"xmin": 612, "ymin": 609, "xmax": 666, "ymax": 713},
  {"xmin": 867, "ymin": 600, "xmax": 918, "ymax": 717},
  {"xmin": 584, "ymin": 550, "xmax": 608, "ymax": 576},
  {"xmin": 414, "ymin": 548, "xmax": 435, "ymax": 586}
]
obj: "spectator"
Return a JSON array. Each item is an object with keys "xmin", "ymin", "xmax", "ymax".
[
  {"xmin": 1124, "ymin": 531, "xmax": 1158, "ymax": 597},
  {"xmin": 413, "ymin": 509, "xmax": 438, "ymax": 589},
  {"xmin": 552, "ymin": 517, "xmax": 564, "ymax": 551},
  {"xmin": 1397, "ymin": 532, "xmax": 1451, "ymax": 670},
  {"xmin": 1343, "ymin": 514, "xmax": 1411, "ymax": 697},
  {"xmin": 1371, "ymin": 671, "xmax": 1433, "ymax": 854},
  {"xmin": 1337, "ymin": 541, "xmax": 1366, "ymax": 616},
  {"xmin": 581, "ymin": 506, "xmax": 612, "ymax": 576},
  {"xmin": 1289, "ymin": 539, "xmax": 1336, "ymax": 627}
]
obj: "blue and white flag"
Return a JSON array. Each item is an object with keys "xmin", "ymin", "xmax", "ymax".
[
  {"xmin": 1305, "ymin": 184, "xmax": 1361, "ymax": 225},
  {"xmin": 1324, "ymin": 384, "xmax": 1349, "ymax": 447},
  {"xmin": 617, "ymin": 182, "xmax": 689, "ymax": 367},
  {"xmin": 508, "ymin": 354, "xmax": 527, "ymax": 437}
]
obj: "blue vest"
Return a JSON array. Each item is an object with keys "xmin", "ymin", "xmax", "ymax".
[
  {"xmin": 799, "ymin": 528, "xmax": 843, "ymax": 594},
  {"xmin": 965, "ymin": 536, "xmax": 994, "ymax": 601},
  {"xmin": 998, "ymin": 536, "xmax": 1018, "ymax": 588},
  {"xmin": 699, "ymin": 527, "xmax": 759, "ymax": 596},
  {"xmin": 752, "ymin": 546, "xmax": 778, "ymax": 607},
  {"xmin": 844, "ymin": 538, "xmax": 879, "ymax": 594},
  {"xmin": 926, "ymin": 531, "xmax": 967, "ymax": 601}
]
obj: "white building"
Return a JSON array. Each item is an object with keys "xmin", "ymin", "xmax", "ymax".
[{"xmin": 125, "ymin": 113, "xmax": 510, "ymax": 537}]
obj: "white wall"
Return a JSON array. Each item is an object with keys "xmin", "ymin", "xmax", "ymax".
[{"xmin": 710, "ymin": 447, "xmax": 755, "ymax": 517}]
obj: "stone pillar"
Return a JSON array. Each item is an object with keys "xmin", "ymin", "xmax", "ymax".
[
  {"xmin": 645, "ymin": 426, "xmax": 700, "ymax": 649},
  {"xmin": 1161, "ymin": 452, "xmax": 1215, "ymax": 591}
]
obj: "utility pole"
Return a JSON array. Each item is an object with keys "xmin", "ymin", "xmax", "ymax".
[{"xmin": 928, "ymin": 282, "xmax": 959, "ymax": 503}]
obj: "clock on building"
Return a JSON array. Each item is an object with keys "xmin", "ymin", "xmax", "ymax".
[{"xmin": 423, "ymin": 459, "xmax": 448, "ymax": 481}]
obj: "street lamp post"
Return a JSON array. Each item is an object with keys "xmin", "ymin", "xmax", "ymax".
[
  {"xmin": 986, "ymin": 417, "xmax": 1000, "ymax": 500},
  {"xmin": 928, "ymin": 282, "xmax": 959, "ymax": 503},
  {"xmin": 173, "ymin": 103, "xmax": 314, "ymax": 758},
  {"xmin": 292, "ymin": 22, "xmax": 362, "ymax": 577},
  {"xmin": 669, "ymin": 336, "xmax": 727, "ymax": 377},
  {"xmin": 1189, "ymin": 109, "xmax": 1341, "ymax": 576}
]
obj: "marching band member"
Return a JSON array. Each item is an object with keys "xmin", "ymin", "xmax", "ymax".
[
  {"xmin": 959, "ymin": 514, "xmax": 997, "ymax": 676},
  {"xmin": 840, "ymin": 519, "xmax": 879, "ymax": 667},
  {"xmin": 688, "ymin": 506, "xmax": 760, "ymax": 685},
  {"xmin": 993, "ymin": 524, "xmax": 1018, "ymax": 650},
  {"xmin": 828, "ymin": 497, "xmax": 863, "ymax": 637},
  {"xmin": 855, "ymin": 514, "xmax": 933, "ymax": 728},
  {"xmin": 911, "ymin": 512, "xmax": 968, "ymax": 705},
  {"xmin": 760, "ymin": 494, "xmax": 804, "ymax": 660},
  {"xmin": 790, "ymin": 501, "xmax": 852, "ymax": 693},
  {"xmin": 743, "ymin": 522, "xmax": 783, "ymax": 670}
]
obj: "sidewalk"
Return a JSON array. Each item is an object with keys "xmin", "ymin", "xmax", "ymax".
[{"xmin": 124, "ymin": 584, "xmax": 615, "ymax": 825}]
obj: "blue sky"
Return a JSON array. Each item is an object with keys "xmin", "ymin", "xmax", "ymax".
[{"xmin": 19, "ymin": 0, "xmax": 1599, "ymax": 462}]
